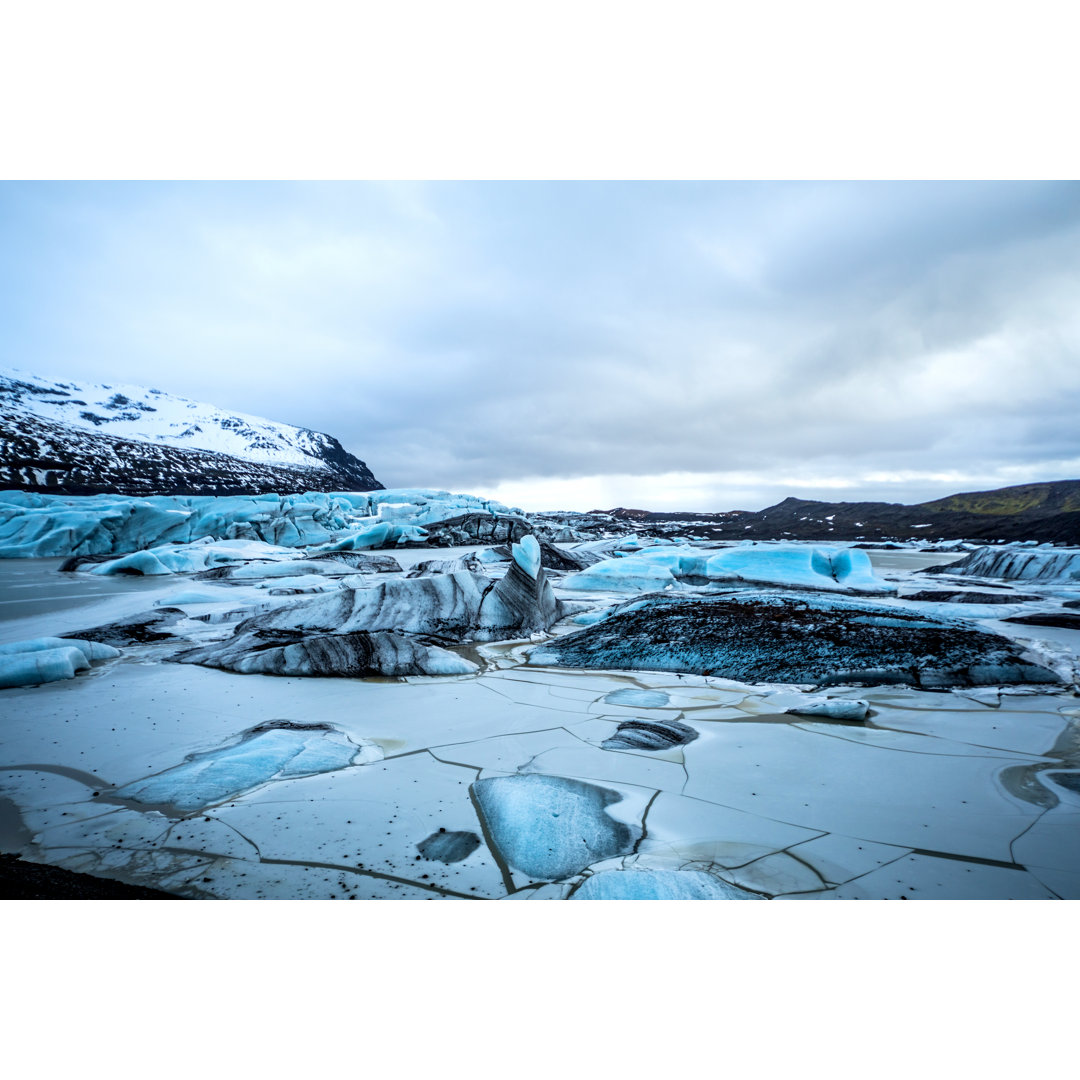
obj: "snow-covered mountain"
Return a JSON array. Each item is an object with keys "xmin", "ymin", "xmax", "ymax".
[{"xmin": 0, "ymin": 366, "xmax": 383, "ymax": 496}]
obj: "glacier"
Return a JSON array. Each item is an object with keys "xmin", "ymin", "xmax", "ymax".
[{"xmin": 0, "ymin": 488, "xmax": 530, "ymax": 559}]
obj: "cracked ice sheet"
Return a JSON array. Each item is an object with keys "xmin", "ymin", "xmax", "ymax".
[
  {"xmin": 430, "ymin": 727, "xmax": 602, "ymax": 773},
  {"xmin": 0, "ymin": 660, "xmax": 580, "ymax": 785},
  {"xmin": 828, "ymin": 853, "xmax": 1057, "ymax": 900},
  {"xmin": 209, "ymin": 752, "xmax": 508, "ymax": 899},
  {"xmin": 858, "ymin": 696, "xmax": 1074, "ymax": 759},
  {"xmin": 487, "ymin": 665, "xmax": 749, "ymax": 710},
  {"xmin": 1011, "ymin": 803, "xmax": 1080, "ymax": 894},
  {"xmin": 0, "ymin": 769, "xmax": 106, "ymax": 814},
  {"xmin": 784, "ymin": 833, "xmax": 914, "ymax": 886},
  {"xmin": 679, "ymin": 722, "xmax": 1046, "ymax": 862},
  {"xmin": 444, "ymin": 729, "xmax": 687, "ymax": 793},
  {"xmin": 788, "ymin": 720, "xmax": 1051, "ymax": 762},
  {"xmin": 639, "ymin": 790, "xmax": 823, "ymax": 868},
  {"xmin": 157, "ymin": 853, "xmax": 451, "ymax": 900},
  {"xmin": 0, "ymin": 662, "xmax": 313, "ymax": 784},
  {"xmin": 25, "ymin": 804, "xmax": 172, "ymax": 856},
  {"xmin": 714, "ymin": 851, "xmax": 832, "ymax": 896}
]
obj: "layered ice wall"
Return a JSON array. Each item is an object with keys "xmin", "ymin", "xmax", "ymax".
[
  {"xmin": 933, "ymin": 545, "xmax": 1080, "ymax": 582},
  {"xmin": 0, "ymin": 488, "xmax": 527, "ymax": 558}
]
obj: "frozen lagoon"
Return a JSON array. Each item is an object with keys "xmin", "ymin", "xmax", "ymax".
[{"xmin": 1, "ymin": 547, "xmax": 1078, "ymax": 900}]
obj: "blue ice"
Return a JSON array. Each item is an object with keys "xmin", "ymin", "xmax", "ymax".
[
  {"xmin": 471, "ymin": 773, "xmax": 639, "ymax": 880},
  {"xmin": 603, "ymin": 688, "xmax": 671, "ymax": 707},
  {"xmin": 112, "ymin": 724, "xmax": 378, "ymax": 812},
  {"xmin": 572, "ymin": 869, "xmax": 763, "ymax": 900},
  {"xmin": 0, "ymin": 637, "xmax": 121, "ymax": 688}
]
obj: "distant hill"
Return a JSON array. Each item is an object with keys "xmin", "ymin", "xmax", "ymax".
[
  {"xmin": 1, "ymin": 367, "xmax": 383, "ymax": 496},
  {"xmin": 601, "ymin": 480, "xmax": 1080, "ymax": 544}
]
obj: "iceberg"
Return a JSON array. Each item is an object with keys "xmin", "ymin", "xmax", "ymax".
[
  {"xmin": 784, "ymin": 697, "xmax": 870, "ymax": 721},
  {"xmin": 927, "ymin": 545, "xmax": 1080, "ymax": 583},
  {"xmin": 559, "ymin": 543, "xmax": 894, "ymax": 596},
  {"xmin": 223, "ymin": 559, "xmax": 563, "ymax": 644},
  {"xmin": 601, "ymin": 717, "xmax": 699, "ymax": 750},
  {"xmin": 529, "ymin": 591, "xmax": 1063, "ymax": 689},
  {"xmin": 176, "ymin": 629, "xmax": 478, "ymax": 678},
  {"xmin": 0, "ymin": 637, "xmax": 120, "ymax": 688},
  {"xmin": 177, "ymin": 541, "xmax": 562, "ymax": 678},
  {"xmin": 559, "ymin": 558, "xmax": 680, "ymax": 594},
  {"xmin": 86, "ymin": 539, "xmax": 297, "ymax": 576}
]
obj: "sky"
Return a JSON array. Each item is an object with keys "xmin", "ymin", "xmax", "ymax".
[{"xmin": 2, "ymin": 180, "xmax": 1080, "ymax": 512}]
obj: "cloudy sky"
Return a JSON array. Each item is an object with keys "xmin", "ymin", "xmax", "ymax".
[{"xmin": 2, "ymin": 180, "xmax": 1080, "ymax": 511}]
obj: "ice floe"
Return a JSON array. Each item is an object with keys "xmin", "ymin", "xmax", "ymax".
[
  {"xmin": 471, "ymin": 773, "xmax": 641, "ymax": 880},
  {"xmin": 110, "ymin": 721, "xmax": 382, "ymax": 813}
]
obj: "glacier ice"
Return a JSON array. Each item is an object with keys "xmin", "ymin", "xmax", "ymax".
[
  {"xmin": 471, "ymin": 773, "xmax": 640, "ymax": 880},
  {"xmin": 784, "ymin": 696, "xmax": 870, "ymax": 721},
  {"xmin": 559, "ymin": 558, "xmax": 680, "ymax": 593},
  {"xmin": 111, "ymin": 721, "xmax": 381, "ymax": 813},
  {"xmin": 603, "ymin": 688, "xmax": 671, "ymax": 707},
  {"xmin": 511, "ymin": 534, "xmax": 541, "ymax": 579},
  {"xmin": 559, "ymin": 543, "xmax": 894, "ymax": 596},
  {"xmin": 571, "ymin": 868, "xmax": 762, "ymax": 900},
  {"xmin": 416, "ymin": 830, "xmax": 482, "ymax": 863},
  {"xmin": 601, "ymin": 717, "xmax": 699, "ymax": 750},
  {"xmin": 0, "ymin": 636, "xmax": 120, "ymax": 662},
  {"xmin": 530, "ymin": 591, "xmax": 1063, "ymax": 688},
  {"xmin": 219, "ymin": 559, "xmax": 564, "ymax": 644},
  {"xmin": 0, "ymin": 488, "xmax": 529, "ymax": 559},
  {"xmin": 86, "ymin": 539, "xmax": 298, "ymax": 576},
  {"xmin": 0, "ymin": 646, "xmax": 90, "ymax": 688},
  {"xmin": 177, "ymin": 556, "xmax": 560, "ymax": 678},
  {"xmin": 177, "ymin": 629, "xmax": 478, "ymax": 678},
  {"xmin": 0, "ymin": 637, "xmax": 120, "ymax": 688},
  {"xmin": 927, "ymin": 545, "xmax": 1080, "ymax": 583}
]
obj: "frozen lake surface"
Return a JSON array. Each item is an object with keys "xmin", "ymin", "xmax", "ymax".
[{"xmin": 2, "ymin": 545, "xmax": 1078, "ymax": 900}]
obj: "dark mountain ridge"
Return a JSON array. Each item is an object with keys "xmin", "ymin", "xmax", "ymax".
[{"xmin": 601, "ymin": 480, "xmax": 1080, "ymax": 544}]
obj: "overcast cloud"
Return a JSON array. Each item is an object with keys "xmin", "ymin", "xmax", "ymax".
[{"xmin": 2, "ymin": 180, "xmax": 1079, "ymax": 511}]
